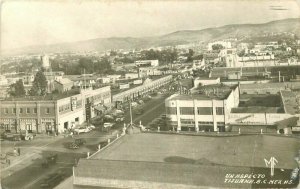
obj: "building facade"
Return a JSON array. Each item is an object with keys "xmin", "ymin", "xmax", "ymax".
[
  {"xmin": 165, "ymin": 85, "xmax": 239, "ymax": 132},
  {"xmin": 0, "ymin": 86, "xmax": 111, "ymax": 134}
]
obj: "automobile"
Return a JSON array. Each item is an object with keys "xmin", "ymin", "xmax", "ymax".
[
  {"xmin": 2, "ymin": 133, "xmax": 22, "ymax": 141},
  {"xmin": 87, "ymin": 125, "xmax": 96, "ymax": 131},
  {"xmin": 103, "ymin": 122, "xmax": 114, "ymax": 128},
  {"xmin": 69, "ymin": 138, "xmax": 86, "ymax": 149},
  {"xmin": 131, "ymin": 102, "xmax": 138, "ymax": 107},
  {"xmin": 115, "ymin": 117, "xmax": 125, "ymax": 122},
  {"xmin": 73, "ymin": 127, "xmax": 90, "ymax": 134}
]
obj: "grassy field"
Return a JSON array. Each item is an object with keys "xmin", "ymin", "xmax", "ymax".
[{"xmin": 95, "ymin": 133, "xmax": 300, "ymax": 169}]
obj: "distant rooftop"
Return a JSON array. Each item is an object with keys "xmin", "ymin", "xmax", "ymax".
[
  {"xmin": 2, "ymin": 88, "xmax": 81, "ymax": 101},
  {"xmin": 55, "ymin": 78, "xmax": 73, "ymax": 85},
  {"xmin": 169, "ymin": 84, "xmax": 236, "ymax": 101}
]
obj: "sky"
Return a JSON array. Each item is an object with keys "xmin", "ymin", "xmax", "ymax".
[{"xmin": 1, "ymin": 0, "xmax": 300, "ymax": 50}]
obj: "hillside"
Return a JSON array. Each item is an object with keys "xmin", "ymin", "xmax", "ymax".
[{"xmin": 2, "ymin": 18, "xmax": 300, "ymax": 56}]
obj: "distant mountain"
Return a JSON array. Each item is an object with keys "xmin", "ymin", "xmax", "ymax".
[{"xmin": 3, "ymin": 18, "xmax": 300, "ymax": 56}]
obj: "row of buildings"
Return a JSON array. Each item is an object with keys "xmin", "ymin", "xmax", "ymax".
[{"xmin": 0, "ymin": 75, "xmax": 173, "ymax": 134}]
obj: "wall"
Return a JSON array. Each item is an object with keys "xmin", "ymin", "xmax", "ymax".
[
  {"xmin": 193, "ymin": 78, "xmax": 220, "ymax": 87},
  {"xmin": 227, "ymin": 113, "xmax": 293, "ymax": 125}
]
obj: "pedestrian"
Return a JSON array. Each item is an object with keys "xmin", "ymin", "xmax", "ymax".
[
  {"xmin": 13, "ymin": 148, "xmax": 17, "ymax": 156},
  {"xmin": 7, "ymin": 158, "xmax": 10, "ymax": 166},
  {"xmin": 17, "ymin": 147, "xmax": 21, "ymax": 156}
]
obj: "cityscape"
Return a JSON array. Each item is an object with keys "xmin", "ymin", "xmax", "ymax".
[{"xmin": 1, "ymin": 1, "xmax": 300, "ymax": 189}]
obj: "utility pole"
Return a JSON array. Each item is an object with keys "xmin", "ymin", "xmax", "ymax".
[{"xmin": 129, "ymin": 100, "xmax": 133, "ymax": 126}]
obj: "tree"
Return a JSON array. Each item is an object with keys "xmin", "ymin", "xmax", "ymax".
[
  {"xmin": 78, "ymin": 58, "xmax": 94, "ymax": 74},
  {"xmin": 109, "ymin": 50, "xmax": 118, "ymax": 56},
  {"xmin": 8, "ymin": 79, "xmax": 26, "ymax": 97},
  {"xmin": 29, "ymin": 71, "xmax": 48, "ymax": 96},
  {"xmin": 212, "ymin": 44, "xmax": 224, "ymax": 51},
  {"xmin": 186, "ymin": 49, "xmax": 194, "ymax": 62}
]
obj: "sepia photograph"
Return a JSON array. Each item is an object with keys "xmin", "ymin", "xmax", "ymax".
[{"xmin": 0, "ymin": 0, "xmax": 300, "ymax": 188}]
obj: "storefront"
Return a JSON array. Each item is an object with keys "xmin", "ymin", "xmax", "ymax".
[
  {"xmin": 20, "ymin": 119, "xmax": 38, "ymax": 133},
  {"xmin": 0, "ymin": 119, "xmax": 17, "ymax": 133}
]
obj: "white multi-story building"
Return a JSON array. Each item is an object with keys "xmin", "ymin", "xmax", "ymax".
[
  {"xmin": 135, "ymin": 60, "xmax": 159, "ymax": 67},
  {"xmin": 165, "ymin": 82, "xmax": 298, "ymax": 134},
  {"xmin": 165, "ymin": 84, "xmax": 239, "ymax": 132}
]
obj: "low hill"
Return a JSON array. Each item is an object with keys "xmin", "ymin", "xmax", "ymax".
[{"xmin": 3, "ymin": 18, "xmax": 300, "ymax": 56}]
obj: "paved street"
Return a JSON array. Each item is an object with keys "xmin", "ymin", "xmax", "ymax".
[
  {"xmin": 123, "ymin": 93, "xmax": 169, "ymax": 126},
  {"xmin": 0, "ymin": 93, "xmax": 170, "ymax": 189},
  {"xmin": 1, "ymin": 130, "xmax": 120, "ymax": 189}
]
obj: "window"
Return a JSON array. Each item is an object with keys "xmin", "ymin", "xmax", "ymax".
[
  {"xmin": 216, "ymin": 107, "xmax": 224, "ymax": 115},
  {"xmin": 4, "ymin": 124, "xmax": 10, "ymax": 131},
  {"xmin": 180, "ymin": 119, "xmax": 195, "ymax": 125},
  {"xmin": 19, "ymin": 108, "xmax": 23, "ymax": 114},
  {"xmin": 198, "ymin": 121, "xmax": 213, "ymax": 126},
  {"xmin": 26, "ymin": 108, "xmax": 30, "ymax": 114},
  {"xmin": 33, "ymin": 108, "xmax": 37, "ymax": 114},
  {"xmin": 179, "ymin": 107, "xmax": 194, "ymax": 115},
  {"xmin": 5, "ymin": 108, "xmax": 8, "ymax": 114},
  {"xmin": 46, "ymin": 108, "xmax": 50, "ymax": 114},
  {"xmin": 166, "ymin": 107, "xmax": 177, "ymax": 115},
  {"xmin": 13, "ymin": 108, "xmax": 16, "ymax": 114},
  {"xmin": 197, "ymin": 107, "xmax": 213, "ymax": 115}
]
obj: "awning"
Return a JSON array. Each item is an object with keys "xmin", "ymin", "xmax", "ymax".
[{"xmin": 275, "ymin": 117, "xmax": 299, "ymax": 130}]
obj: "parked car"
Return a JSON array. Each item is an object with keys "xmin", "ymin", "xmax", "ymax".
[
  {"xmin": 115, "ymin": 117, "xmax": 125, "ymax": 122},
  {"xmin": 87, "ymin": 125, "xmax": 96, "ymax": 131},
  {"xmin": 1, "ymin": 133, "xmax": 22, "ymax": 141},
  {"xmin": 69, "ymin": 138, "xmax": 86, "ymax": 149},
  {"xmin": 1, "ymin": 132, "xmax": 35, "ymax": 141},
  {"xmin": 73, "ymin": 127, "xmax": 89, "ymax": 134},
  {"xmin": 103, "ymin": 122, "xmax": 114, "ymax": 128}
]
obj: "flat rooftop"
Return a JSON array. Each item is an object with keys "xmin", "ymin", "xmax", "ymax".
[
  {"xmin": 75, "ymin": 133, "xmax": 300, "ymax": 188},
  {"xmin": 2, "ymin": 88, "xmax": 81, "ymax": 101},
  {"xmin": 170, "ymin": 84, "xmax": 236, "ymax": 101},
  {"xmin": 91, "ymin": 133, "xmax": 298, "ymax": 169}
]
